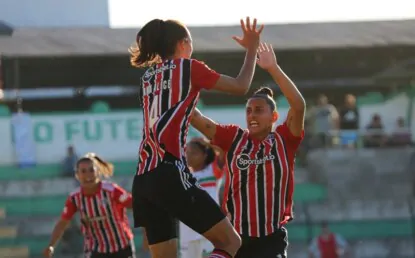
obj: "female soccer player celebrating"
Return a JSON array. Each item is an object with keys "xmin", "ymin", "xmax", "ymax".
[
  {"xmin": 191, "ymin": 42, "xmax": 306, "ymax": 258},
  {"xmin": 130, "ymin": 17, "xmax": 263, "ymax": 258},
  {"xmin": 43, "ymin": 153, "xmax": 135, "ymax": 258},
  {"xmin": 180, "ymin": 138, "xmax": 225, "ymax": 258}
]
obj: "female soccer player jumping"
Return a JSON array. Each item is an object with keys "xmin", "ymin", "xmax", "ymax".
[
  {"xmin": 43, "ymin": 153, "xmax": 135, "ymax": 258},
  {"xmin": 191, "ymin": 42, "xmax": 306, "ymax": 258},
  {"xmin": 180, "ymin": 138, "xmax": 225, "ymax": 258},
  {"xmin": 130, "ymin": 17, "xmax": 263, "ymax": 258}
]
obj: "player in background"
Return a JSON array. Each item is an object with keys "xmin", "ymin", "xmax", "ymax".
[
  {"xmin": 130, "ymin": 17, "xmax": 263, "ymax": 258},
  {"xmin": 191, "ymin": 42, "xmax": 306, "ymax": 258},
  {"xmin": 180, "ymin": 138, "xmax": 225, "ymax": 258},
  {"xmin": 43, "ymin": 153, "xmax": 135, "ymax": 258}
]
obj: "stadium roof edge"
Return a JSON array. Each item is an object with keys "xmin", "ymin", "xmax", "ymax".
[{"xmin": 1, "ymin": 19, "xmax": 415, "ymax": 57}]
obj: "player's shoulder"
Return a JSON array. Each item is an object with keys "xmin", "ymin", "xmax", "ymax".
[
  {"xmin": 225, "ymin": 124, "xmax": 247, "ymax": 137},
  {"xmin": 189, "ymin": 58, "xmax": 204, "ymax": 64},
  {"xmin": 101, "ymin": 180, "xmax": 118, "ymax": 192},
  {"xmin": 275, "ymin": 122, "xmax": 288, "ymax": 134},
  {"xmin": 233, "ymin": 124, "xmax": 248, "ymax": 135},
  {"xmin": 220, "ymin": 123, "xmax": 243, "ymax": 130}
]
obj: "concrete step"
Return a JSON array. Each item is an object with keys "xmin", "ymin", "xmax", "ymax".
[
  {"xmin": 0, "ymin": 246, "xmax": 29, "ymax": 258},
  {"xmin": 0, "ymin": 226, "xmax": 17, "ymax": 239}
]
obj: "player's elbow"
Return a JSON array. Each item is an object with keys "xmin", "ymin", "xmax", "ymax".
[
  {"xmin": 233, "ymin": 84, "xmax": 250, "ymax": 96},
  {"xmin": 292, "ymin": 97, "xmax": 306, "ymax": 112}
]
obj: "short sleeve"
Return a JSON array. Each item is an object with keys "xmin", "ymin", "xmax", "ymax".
[
  {"xmin": 211, "ymin": 124, "xmax": 240, "ymax": 152},
  {"xmin": 329, "ymin": 104, "xmax": 339, "ymax": 119},
  {"xmin": 112, "ymin": 184, "xmax": 132, "ymax": 208},
  {"xmin": 61, "ymin": 196, "xmax": 77, "ymax": 221},
  {"xmin": 276, "ymin": 122, "xmax": 304, "ymax": 153},
  {"xmin": 191, "ymin": 59, "xmax": 220, "ymax": 91},
  {"xmin": 335, "ymin": 234, "xmax": 348, "ymax": 248}
]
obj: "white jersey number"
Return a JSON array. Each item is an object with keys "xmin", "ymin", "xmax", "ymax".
[{"xmin": 149, "ymin": 94, "xmax": 160, "ymax": 127}]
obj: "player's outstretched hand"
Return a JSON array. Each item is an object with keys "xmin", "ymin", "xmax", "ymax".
[
  {"xmin": 42, "ymin": 246, "xmax": 54, "ymax": 257},
  {"xmin": 232, "ymin": 17, "xmax": 264, "ymax": 51},
  {"xmin": 256, "ymin": 42, "xmax": 278, "ymax": 71}
]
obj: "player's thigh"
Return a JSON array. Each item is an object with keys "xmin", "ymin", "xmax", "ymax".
[
  {"xmin": 132, "ymin": 174, "xmax": 177, "ymax": 245},
  {"xmin": 144, "ymin": 160, "xmax": 225, "ymax": 236},
  {"xmin": 175, "ymin": 184, "xmax": 225, "ymax": 234},
  {"xmin": 174, "ymin": 185, "xmax": 240, "ymax": 248},
  {"xmin": 149, "ymin": 239, "xmax": 178, "ymax": 258}
]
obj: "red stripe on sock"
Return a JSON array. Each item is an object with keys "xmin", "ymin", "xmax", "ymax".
[{"xmin": 209, "ymin": 248, "xmax": 232, "ymax": 258}]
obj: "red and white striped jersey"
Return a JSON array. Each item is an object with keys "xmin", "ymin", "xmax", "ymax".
[
  {"xmin": 137, "ymin": 58, "xmax": 220, "ymax": 175},
  {"xmin": 61, "ymin": 181, "xmax": 133, "ymax": 253},
  {"xmin": 212, "ymin": 122, "xmax": 304, "ymax": 237}
]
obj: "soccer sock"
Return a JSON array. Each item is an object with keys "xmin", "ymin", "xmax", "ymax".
[{"xmin": 208, "ymin": 248, "xmax": 232, "ymax": 258}]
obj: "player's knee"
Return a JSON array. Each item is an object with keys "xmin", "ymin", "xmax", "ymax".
[{"xmin": 211, "ymin": 229, "xmax": 241, "ymax": 255}]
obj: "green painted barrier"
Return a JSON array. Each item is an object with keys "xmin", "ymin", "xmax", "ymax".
[{"xmin": 0, "ymin": 183, "xmax": 326, "ymax": 216}]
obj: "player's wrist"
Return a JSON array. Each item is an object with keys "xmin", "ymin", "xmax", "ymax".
[
  {"xmin": 266, "ymin": 63, "xmax": 281, "ymax": 74},
  {"xmin": 246, "ymin": 45, "xmax": 258, "ymax": 54}
]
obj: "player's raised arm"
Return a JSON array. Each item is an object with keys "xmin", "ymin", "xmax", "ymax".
[
  {"xmin": 191, "ymin": 108, "xmax": 218, "ymax": 140},
  {"xmin": 212, "ymin": 17, "xmax": 264, "ymax": 95},
  {"xmin": 257, "ymin": 42, "xmax": 306, "ymax": 136}
]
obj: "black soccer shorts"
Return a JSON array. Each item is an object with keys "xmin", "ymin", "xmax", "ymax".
[
  {"xmin": 132, "ymin": 152, "xmax": 226, "ymax": 245},
  {"xmin": 87, "ymin": 243, "xmax": 135, "ymax": 258},
  {"xmin": 235, "ymin": 228, "xmax": 288, "ymax": 258}
]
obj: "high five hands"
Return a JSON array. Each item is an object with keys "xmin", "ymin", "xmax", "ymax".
[{"xmin": 232, "ymin": 17, "xmax": 264, "ymax": 51}]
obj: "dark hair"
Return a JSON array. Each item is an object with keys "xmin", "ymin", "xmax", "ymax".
[
  {"xmin": 189, "ymin": 141, "xmax": 215, "ymax": 166},
  {"xmin": 76, "ymin": 153, "xmax": 114, "ymax": 178},
  {"xmin": 129, "ymin": 19, "xmax": 189, "ymax": 68},
  {"xmin": 321, "ymin": 221, "xmax": 329, "ymax": 228},
  {"xmin": 250, "ymin": 87, "xmax": 277, "ymax": 111}
]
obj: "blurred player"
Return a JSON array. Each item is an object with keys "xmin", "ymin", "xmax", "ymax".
[
  {"xmin": 43, "ymin": 153, "xmax": 135, "ymax": 258},
  {"xmin": 130, "ymin": 17, "xmax": 263, "ymax": 258},
  {"xmin": 180, "ymin": 138, "xmax": 225, "ymax": 258},
  {"xmin": 191, "ymin": 42, "xmax": 306, "ymax": 258},
  {"xmin": 308, "ymin": 221, "xmax": 348, "ymax": 258}
]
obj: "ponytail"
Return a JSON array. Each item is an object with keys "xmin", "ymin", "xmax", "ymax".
[
  {"xmin": 93, "ymin": 155, "xmax": 114, "ymax": 178},
  {"xmin": 130, "ymin": 19, "xmax": 189, "ymax": 68}
]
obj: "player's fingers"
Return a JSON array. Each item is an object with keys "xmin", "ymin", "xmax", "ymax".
[
  {"xmin": 252, "ymin": 18, "xmax": 257, "ymax": 31},
  {"xmin": 239, "ymin": 19, "xmax": 247, "ymax": 32},
  {"xmin": 267, "ymin": 43, "xmax": 273, "ymax": 52},
  {"xmin": 232, "ymin": 36, "xmax": 242, "ymax": 44},
  {"xmin": 260, "ymin": 42, "xmax": 266, "ymax": 52},
  {"xmin": 246, "ymin": 17, "xmax": 251, "ymax": 31},
  {"xmin": 263, "ymin": 42, "xmax": 269, "ymax": 52},
  {"xmin": 257, "ymin": 24, "xmax": 264, "ymax": 34}
]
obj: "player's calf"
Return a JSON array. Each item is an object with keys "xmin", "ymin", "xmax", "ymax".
[{"xmin": 203, "ymin": 218, "xmax": 241, "ymax": 257}]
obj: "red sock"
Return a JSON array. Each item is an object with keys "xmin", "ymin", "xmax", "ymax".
[{"xmin": 209, "ymin": 248, "xmax": 232, "ymax": 258}]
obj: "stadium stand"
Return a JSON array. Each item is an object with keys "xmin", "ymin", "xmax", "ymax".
[{"xmin": 0, "ymin": 19, "xmax": 414, "ymax": 258}]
